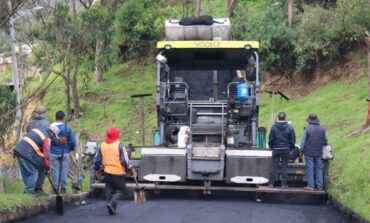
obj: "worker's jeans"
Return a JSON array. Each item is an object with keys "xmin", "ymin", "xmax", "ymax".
[
  {"xmin": 305, "ymin": 156, "xmax": 323, "ymax": 188},
  {"xmin": 18, "ymin": 157, "xmax": 46, "ymax": 193},
  {"xmin": 105, "ymin": 173, "xmax": 126, "ymax": 209},
  {"xmin": 269, "ymin": 149, "xmax": 290, "ymax": 186},
  {"xmin": 51, "ymin": 153, "xmax": 70, "ymax": 192}
]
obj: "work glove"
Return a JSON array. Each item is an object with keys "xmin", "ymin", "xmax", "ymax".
[{"xmin": 59, "ymin": 136, "xmax": 69, "ymax": 144}]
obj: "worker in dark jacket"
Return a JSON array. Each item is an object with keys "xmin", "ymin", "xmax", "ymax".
[
  {"xmin": 94, "ymin": 128, "xmax": 130, "ymax": 215},
  {"xmin": 268, "ymin": 112, "xmax": 296, "ymax": 189},
  {"xmin": 13, "ymin": 126, "xmax": 60, "ymax": 195},
  {"xmin": 26, "ymin": 105, "xmax": 50, "ymax": 133},
  {"xmin": 300, "ymin": 114, "xmax": 328, "ymax": 190},
  {"xmin": 50, "ymin": 111, "xmax": 76, "ymax": 194}
]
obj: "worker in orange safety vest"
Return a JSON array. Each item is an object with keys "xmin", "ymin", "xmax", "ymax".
[
  {"xmin": 13, "ymin": 125, "xmax": 60, "ymax": 195},
  {"xmin": 94, "ymin": 128, "xmax": 130, "ymax": 215}
]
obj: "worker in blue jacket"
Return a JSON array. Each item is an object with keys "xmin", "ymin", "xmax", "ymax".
[
  {"xmin": 50, "ymin": 111, "xmax": 76, "ymax": 194},
  {"xmin": 268, "ymin": 112, "xmax": 296, "ymax": 189}
]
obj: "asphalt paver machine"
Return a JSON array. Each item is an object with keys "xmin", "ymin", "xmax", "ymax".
[{"xmin": 91, "ymin": 18, "xmax": 327, "ymax": 196}]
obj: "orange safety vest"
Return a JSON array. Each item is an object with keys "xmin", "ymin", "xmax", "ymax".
[
  {"xmin": 23, "ymin": 129, "xmax": 47, "ymax": 158},
  {"xmin": 101, "ymin": 141, "xmax": 125, "ymax": 175}
]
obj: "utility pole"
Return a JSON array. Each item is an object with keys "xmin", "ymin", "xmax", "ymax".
[{"xmin": 8, "ymin": 0, "xmax": 21, "ymax": 140}]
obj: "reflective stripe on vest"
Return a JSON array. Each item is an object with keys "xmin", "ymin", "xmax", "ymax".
[
  {"xmin": 101, "ymin": 141, "xmax": 125, "ymax": 175},
  {"xmin": 23, "ymin": 137, "xmax": 44, "ymax": 157},
  {"xmin": 32, "ymin": 129, "xmax": 46, "ymax": 140}
]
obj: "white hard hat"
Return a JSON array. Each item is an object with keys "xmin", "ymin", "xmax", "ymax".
[{"xmin": 48, "ymin": 125, "xmax": 60, "ymax": 139}]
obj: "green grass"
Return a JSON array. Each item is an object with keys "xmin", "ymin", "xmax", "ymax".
[
  {"xmin": 43, "ymin": 59, "xmax": 158, "ymax": 154},
  {"xmin": 0, "ymin": 66, "xmax": 12, "ymax": 83},
  {"xmin": 258, "ymin": 77, "xmax": 370, "ymax": 220},
  {"xmin": 0, "ymin": 194, "xmax": 45, "ymax": 211},
  {"xmin": 0, "ymin": 177, "xmax": 48, "ymax": 212},
  {"xmin": 0, "ymin": 172, "xmax": 90, "ymax": 211}
]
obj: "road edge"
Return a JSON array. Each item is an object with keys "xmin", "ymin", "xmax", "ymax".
[
  {"xmin": 0, "ymin": 192, "xmax": 89, "ymax": 223},
  {"xmin": 329, "ymin": 195, "xmax": 369, "ymax": 223}
]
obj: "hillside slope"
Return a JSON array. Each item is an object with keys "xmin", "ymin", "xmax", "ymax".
[{"xmin": 259, "ymin": 76, "xmax": 370, "ymax": 220}]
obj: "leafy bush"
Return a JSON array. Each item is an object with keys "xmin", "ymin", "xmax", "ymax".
[
  {"xmin": 233, "ymin": 1, "xmax": 297, "ymax": 72},
  {"xmin": 296, "ymin": 0, "xmax": 370, "ymax": 70},
  {"xmin": 233, "ymin": 0, "xmax": 370, "ymax": 73},
  {"xmin": 113, "ymin": 0, "xmax": 166, "ymax": 58}
]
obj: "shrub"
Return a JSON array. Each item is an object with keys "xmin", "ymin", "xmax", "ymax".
[
  {"xmin": 113, "ymin": 0, "xmax": 166, "ymax": 58},
  {"xmin": 296, "ymin": 0, "xmax": 370, "ymax": 71},
  {"xmin": 233, "ymin": 1, "xmax": 297, "ymax": 72}
]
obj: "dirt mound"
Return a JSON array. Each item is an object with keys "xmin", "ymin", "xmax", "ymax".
[{"xmin": 261, "ymin": 48, "xmax": 368, "ymax": 99}]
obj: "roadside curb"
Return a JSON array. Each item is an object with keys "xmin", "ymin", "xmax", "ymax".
[
  {"xmin": 0, "ymin": 192, "xmax": 89, "ymax": 223},
  {"xmin": 329, "ymin": 196, "xmax": 369, "ymax": 223}
]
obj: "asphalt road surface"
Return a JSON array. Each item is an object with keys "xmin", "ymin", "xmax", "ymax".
[{"xmin": 23, "ymin": 192, "xmax": 346, "ymax": 223}]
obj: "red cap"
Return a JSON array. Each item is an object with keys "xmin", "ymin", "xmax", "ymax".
[{"xmin": 105, "ymin": 128, "xmax": 120, "ymax": 144}]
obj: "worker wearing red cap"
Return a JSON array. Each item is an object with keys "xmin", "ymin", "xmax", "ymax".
[{"xmin": 94, "ymin": 128, "xmax": 130, "ymax": 215}]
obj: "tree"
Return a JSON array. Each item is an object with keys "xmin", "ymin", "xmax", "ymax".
[
  {"xmin": 288, "ymin": 0, "xmax": 293, "ymax": 28},
  {"xmin": 226, "ymin": 0, "xmax": 238, "ymax": 18},
  {"xmin": 94, "ymin": 0, "xmax": 107, "ymax": 84},
  {"xmin": 194, "ymin": 0, "xmax": 201, "ymax": 17},
  {"xmin": 366, "ymin": 32, "xmax": 370, "ymax": 126}
]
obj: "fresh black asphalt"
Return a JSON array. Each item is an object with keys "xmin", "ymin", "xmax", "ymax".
[{"xmin": 23, "ymin": 191, "xmax": 346, "ymax": 223}]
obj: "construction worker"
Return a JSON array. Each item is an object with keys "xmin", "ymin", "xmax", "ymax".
[
  {"xmin": 268, "ymin": 112, "xmax": 296, "ymax": 189},
  {"xmin": 94, "ymin": 128, "xmax": 130, "ymax": 215},
  {"xmin": 299, "ymin": 114, "xmax": 328, "ymax": 191},
  {"xmin": 26, "ymin": 105, "xmax": 50, "ymax": 133},
  {"xmin": 50, "ymin": 111, "xmax": 76, "ymax": 194},
  {"xmin": 13, "ymin": 125, "xmax": 60, "ymax": 195}
]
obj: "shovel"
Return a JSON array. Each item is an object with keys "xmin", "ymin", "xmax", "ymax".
[
  {"xmin": 131, "ymin": 168, "xmax": 146, "ymax": 206},
  {"xmin": 47, "ymin": 175, "xmax": 64, "ymax": 214}
]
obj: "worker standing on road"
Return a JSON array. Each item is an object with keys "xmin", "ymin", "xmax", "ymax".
[
  {"xmin": 13, "ymin": 126, "xmax": 60, "ymax": 195},
  {"xmin": 299, "ymin": 114, "xmax": 328, "ymax": 191},
  {"xmin": 50, "ymin": 111, "xmax": 76, "ymax": 194},
  {"xmin": 26, "ymin": 105, "xmax": 50, "ymax": 133},
  {"xmin": 268, "ymin": 112, "xmax": 296, "ymax": 189},
  {"xmin": 94, "ymin": 128, "xmax": 131, "ymax": 215}
]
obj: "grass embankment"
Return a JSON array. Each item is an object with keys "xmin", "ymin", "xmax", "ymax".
[
  {"xmin": 259, "ymin": 75, "xmax": 370, "ymax": 220},
  {"xmin": 0, "ymin": 177, "xmax": 48, "ymax": 212},
  {"xmin": 0, "ymin": 174, "xmax": 90, "ymax": 212}
]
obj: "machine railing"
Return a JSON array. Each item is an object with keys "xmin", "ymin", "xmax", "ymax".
[{"xmin": 164, "ymin": 82, "xmax": 189, "ymax": 117}]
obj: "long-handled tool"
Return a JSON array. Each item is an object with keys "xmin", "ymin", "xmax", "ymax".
[
  {"xmin": 131, "ymin": 168, "xmax": 146, "ymax": 206},
  {"xmin": 47, "ymin": 174, "xmax": 64, "ymax": 214}
]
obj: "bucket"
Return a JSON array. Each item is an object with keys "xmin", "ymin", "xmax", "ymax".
[
  {"xmin": 236, "ymin": 82, "xmax": 249, "ymax": 101},
  {"xmin": 226, "ymin": 125, "xmax": 239, "ymax": 148}
]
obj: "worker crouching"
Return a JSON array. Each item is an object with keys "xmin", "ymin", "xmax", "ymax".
[
  {"xmin": 13, "ymin": 126, "xmax": 60, "ymax": 195},
  {"xmin": 94, "ymin": 128, "xmax": 130, "ymax": 215}
]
